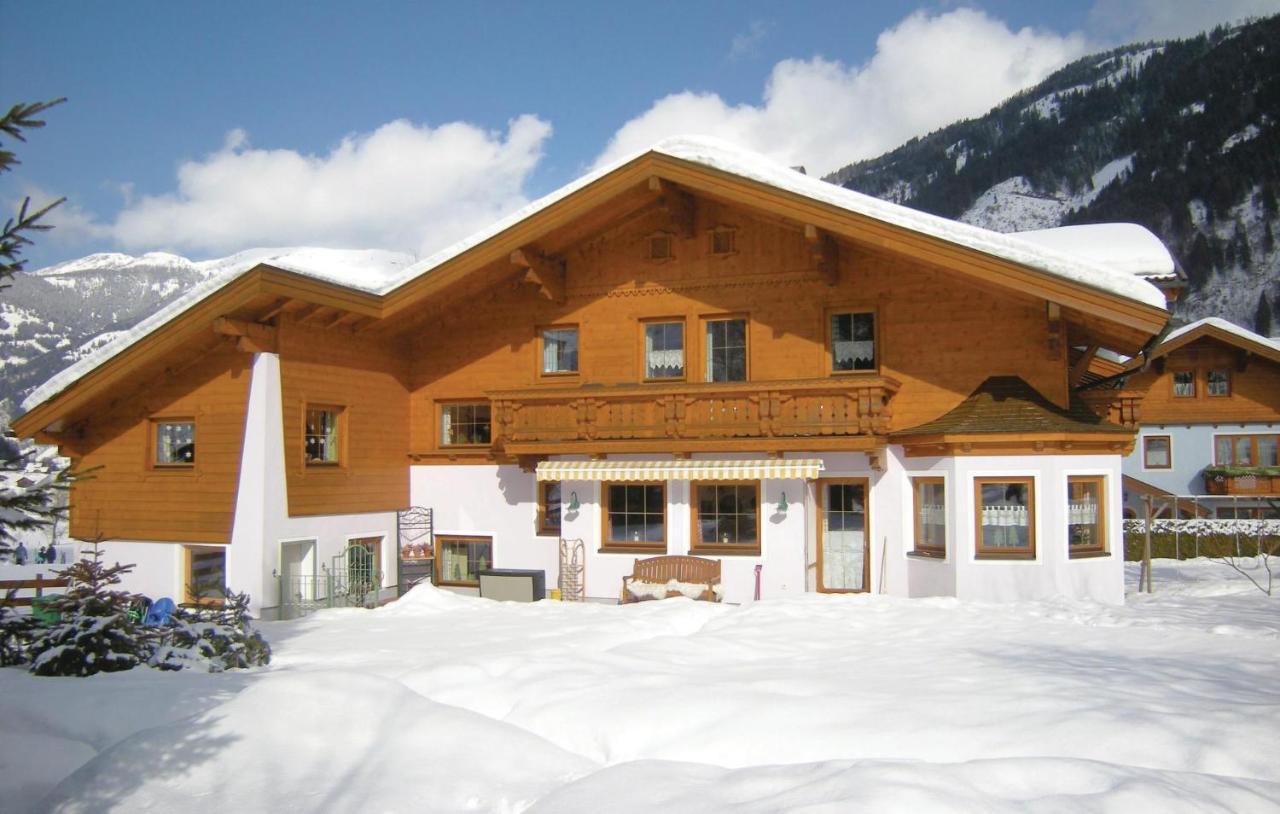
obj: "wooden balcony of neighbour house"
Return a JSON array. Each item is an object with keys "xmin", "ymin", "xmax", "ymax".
[
  {"xmin": 486, "ymin": 376, "xmax": 900, "ymax": 456},
  {"xmin": 1078, "ymin": 389, "xmax": 1144, "ymax": 429}
]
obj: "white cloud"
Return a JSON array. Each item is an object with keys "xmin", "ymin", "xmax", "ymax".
[
  {"xmin": 1087, "ymin": 0, "xmax": 1280, "ymax": 41},
  {"xmin": 728, "ymin": 20, "xmax": 771, "ymax": 61},
  {"xmin": 594, "ymin": 8, "xmax": 1090, "ymax": 177},
  {"xmin": 109, "ymin": 115, "xmax": 552, "ymax": 258}
]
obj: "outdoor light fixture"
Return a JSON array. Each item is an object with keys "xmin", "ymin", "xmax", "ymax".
[
  {"xmin": 567, "ymin": 491, "xmax": 580, "ymax": 511},
  {"xmin": 776, "ymin": 492, "xmax": 788, "ymax": 514}
]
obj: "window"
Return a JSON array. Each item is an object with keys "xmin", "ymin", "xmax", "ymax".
[
  {"xmin": 1142, "ymin": 435, "xmax": 1171, "ymax": 469},
  {"xmin": 692, "ymin": 482, "xmax": 759, "ymax": 554},
  {"xmin": 154, "ymin": 420, "xmax": 195, "ymax": 466},
  {"xmin": 537, "ymin": 481, "xmax": 562, "ymax": 537},
  {"xmin": 912, "ymin": 477, "xmax": 946, "ymax": 557},
  {"xmin": 1067, "ymin": 476, "xmax": 1106, "ymax": 557},
  {"xmin": 305, "ymin": 406, "xmax": 342, "ymax": 465},
  {"xmin": 648, "ymin": 233, "xmax": 673, "ymax": 261},
  {"xmin": 435, "ymin": 535, "xmax": 492, "ymax": 586},
  {"xmin": 603, "ymin": 483, "xmax": 665, "ymax": 550},
  {"xmin": 540, "ymin": 326, "xmax": 578, "ymax": 376},
  {"xmin": 185, "ymin": 546, "xmax": 226, "ymax": 603},
  {"xmin": 704, "ymin": 317, "xmax": 747, "ymax": 382},
  {"xmin": 643, "ymin": 320, "xmax": 685, "ymax": 380},
  {"xmin": 1206, "ymin": 369, "xmax": 1230, "ymax": 397},
  {"xmin": 1214, "ymin": 434, "xmax": 1280, "ymax": 467},
  {"xmin": 1171, "ymin": 370, "xmax": 1195, "ymax": 398},
  {"xmin": 711, "ymin": 227, "xmax": 736, "ymax": 255},
  {"xmin": 346, "ymin": 536, "xmax": 383, "ymax": 595},
  {"xmin": 829, "ymin": 311, "xmax": 876, "ymax": 372},
  {"xmin": 974, "ymin": 478, "xmax": 1035, "ymax": 559},
  {"xmin": 440, "ymin": 402, "xmax": 491, "ymax": 446}
]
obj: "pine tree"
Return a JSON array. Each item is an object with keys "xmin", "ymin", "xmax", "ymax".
[
  {"xmin": 149, "ymin": 588, "xmax": 271, "ymax": 672},
  {"xmin": 27, "ymin": 542, "xmax": 148, "ymax": 676},
  {"xmin": 1257, "ymin": 292, "xmax": 1274, "ymax": 338},
  {"xmin": 1, "ymin": 98, "xmax": 72, "ymax": 553}
]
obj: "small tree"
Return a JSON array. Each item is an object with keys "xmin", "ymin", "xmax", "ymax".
[
  {"xmin": 27, "ymin": 542, "xmax": 148, "ymax": 676},
  {"xmin": 149, "ymin": 587, "xmax": 271, "ymax": 672}
]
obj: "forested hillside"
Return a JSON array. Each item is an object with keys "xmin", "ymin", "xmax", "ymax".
[{"xmin": 828, "ymin": 14, "xmax": 1280, "ymax": 334}]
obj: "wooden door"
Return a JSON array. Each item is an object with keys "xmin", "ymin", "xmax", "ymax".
[{"xmin": 817, "ymin": 478, "xmax": 870, "ymax": 593}]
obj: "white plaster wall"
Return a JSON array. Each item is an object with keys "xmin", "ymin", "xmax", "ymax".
[
  {"xmin": 893, "ymin": 451, "xmax": 957, "ymax": 598},
  {"xmin": 952, "ymin": 454, "xmax": 1124, "ymax": 605},
  {"xmin": 229, "ymin": 352, "xmax": 398, "ymax": 615},
  {"xmin": 56, "ymin": 540, "xmax": 186, "ymax": 602}
]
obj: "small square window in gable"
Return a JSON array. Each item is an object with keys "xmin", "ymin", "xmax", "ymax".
[
  {"xmin": 710, "ymin": 227, "xmax": 737, "ymax": 256},
  {"xmin": 647, "ymin": 232, "xmax": 674, "ymax": 262}
]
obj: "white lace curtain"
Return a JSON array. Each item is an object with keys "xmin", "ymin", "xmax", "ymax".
[
  {"xmin": 981, "ymin": 505, "xmax": 1028, "ymax": 527},
  {"xmin": 832, "ymin": 340, "xmax": 874, "ymax": 366},
  {"xmin": 645, "ymin": 328, "xmax": 684, "ymax": 376},
  {"xmin": 1068, "ymin": 500, "xmax": 1098, "ymax": 525},
  {"xmin": 918, "ymin": 503, "xmax": 946, "ymax": 526}
]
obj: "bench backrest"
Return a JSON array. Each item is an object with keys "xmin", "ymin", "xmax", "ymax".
[{"xmin": 632, "ymin": 555, "xmax": 720, "ymax": 583}]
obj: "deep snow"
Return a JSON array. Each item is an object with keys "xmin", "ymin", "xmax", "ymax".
[{"xmin": 1, "ymin": 558, "xmax": 1277, "ymax": 813}]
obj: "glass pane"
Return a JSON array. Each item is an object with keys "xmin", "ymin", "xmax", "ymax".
[
  {"xmin": 823, "ymin": 482, "xmax": 865, "ymax": 590},
  {"xmin": 1259, "ymin": 436, "xmax": 1278, "ymax": 467},
  {"xmin": 1214, "ymin": 437, "xmax": 1232, "ymax": 466},
  {"xmin": 189, "ymin": 549, "xmax": 226, "ymax": 598},
  {"xmin": 1207, "ymin": 369, "xmax": 1229, "ymax": 395},
  {"xmin": 831, "ymin": 313, "xmax": 875, "ymax": 371},
  {"xmin": 1236, "ymin": 437, "xmax": 1254, "ymax": 466},
  {"xmin": 305, "ymin": 409, "xmax": 338, "ymax": 463},
  {"xmin": 979, "ymin": 482, "xmax": 1031, "ymax": 551},
  {"xmin": 917, "ymin": 481, "xmax": 946, "ymax": 551},
  {"xmin": 1067, "ymin": 479, "xmax": 1103, "ymax": 551},
  {"xmin": 156, "ymin": 422, "xmax": 196, "ymax": 464},
  {"xmin": 1172, "ymin": 371, "xmax": 1194, "ymax": 397},
  {"xmin": 542, "ymin": 328, "xmax": 578, "ymax": 374},
  {"xmin": 645, "ymin": 322, "xmax": 684, "ymax": 378}
]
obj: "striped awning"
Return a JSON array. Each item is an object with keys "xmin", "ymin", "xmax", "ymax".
[{"xmin": 535, "ymin": 459, "xmax": 824, "ymax": 482}]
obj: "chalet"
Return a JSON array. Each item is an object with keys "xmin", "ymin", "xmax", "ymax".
[
  {"xmin": 1116, "ymin": 317, "xmax": 1280, "ymax": 517},
  {"xmin": 11, "ymin": 137, "xmax": 1174, "ymax": 611}
]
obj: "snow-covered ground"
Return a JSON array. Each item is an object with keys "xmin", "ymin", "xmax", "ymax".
[{"xmin": 2, "ymin": 558, "xmax": 1277, "ymax": 812}]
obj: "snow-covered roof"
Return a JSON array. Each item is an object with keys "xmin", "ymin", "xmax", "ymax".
[
  {"xmin": 1160, "ymin": 317, "xmax": 1280, "ymax": 356},
  {"xmin": 21, "ymin": 136, "xmax": 1169, "ymax": 416},
  {"xmin": 1011, "ymin": 224, "xmax": 1178, "ymax": 281}
]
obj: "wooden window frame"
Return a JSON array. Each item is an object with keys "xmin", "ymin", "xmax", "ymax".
[
  {"xmin": 1213, "ymin": 433, "xmax": 1280, "ymax": 467},
  {"xmin": 1067, "ymin": 476, "xmax": 1107, "ymax": 558},
  {"xmin": 183, "ymin": 545, "xmax": 226, "ymax": 605},
  {"xmin": 816, "ymin": 477, "xmax": 871, "ymax": 592},
  {"xmin": 709, "ymin": 225, "xmax": 738, "ymax": 257},
  {"xmin": 434, "ymin": 535, "xmax": 492, "ymax": 587},
  {"xmin": 700, "ymin": 313, "xmax": 750, "ymax": 384},
  {"xmin": 646, "ymin": 230, "xmax": 675, "ymax": 262},
  {"xmin": 973, "ymin": 477, "xmax": 1036, "ymax": 560},
  {"xmin": 640, "ymin": 317, "xmax": 687, "ymax": 383},
  {"xmin": 303, "ymin": 404, "xmax": 346, "ymax": 468},
  {"xmin": 536, "ymin": 481, "xmax": 563, "ymax": 537},
  {"xmin": 149, "ymin": 416, "xmax": 196, "ymax": 470},
  {"xmin": 1205, "ymin": 368, "xmax": 1231, "ymax": 397},
  {"xmin": 690, "ymin": 480, "xmax": 761, "ymax": 556},
  {"xmin": 1170, "ymin": 369, "xmax": 1196, "ymax": 399},
  {"xmin": 601, "ymin": 481, "xmax": 667, "ymax": 553},
  {"xmin": 825, "ymin": 306, "xmax": 879, "ymax": 375},
  {"xmin": 910, "ymin": 476, "xmax": 946, "ymax": 558},
  {"xmin": 537, "ymin": 324, "xmax": 580, "ymax": 380},
  {"xmin": 438, "ymin": 400, "xmax": 493, "ymax": 448},
  {"xmin": 1142, "ymin": 435, "xmax": 1172, "ymax": 470}
]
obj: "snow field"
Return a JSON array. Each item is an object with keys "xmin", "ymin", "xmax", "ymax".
[{"xmin": 1, "ymin": 559, "xmax": 1277, "ymax": 812}]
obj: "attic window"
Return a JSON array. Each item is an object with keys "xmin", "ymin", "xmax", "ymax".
[
  {"xmin": 648, "ymin": 233, "xmax": 673, "ymax": 261},
  {"xmin": 711, "ymin": 228, "xmax": 737, "ymax": 255}
]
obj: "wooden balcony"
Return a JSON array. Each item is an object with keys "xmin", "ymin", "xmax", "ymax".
[
  {"xmin": 1203, "ymin": 469, "xmax": 1280, "ymax": 496},
  {"xmin": 488, "ymin": 376, "xmax": 900, "ymax": 455}
]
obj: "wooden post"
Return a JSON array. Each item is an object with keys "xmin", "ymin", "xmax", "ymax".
[{"xmin": 1142, "ymin": 495, "xmax": 1153, "ymax": 593}]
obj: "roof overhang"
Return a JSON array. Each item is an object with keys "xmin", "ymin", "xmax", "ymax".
[{"xmin": 535, "ymin": 458, "xmax": 824, "ymax": 482}]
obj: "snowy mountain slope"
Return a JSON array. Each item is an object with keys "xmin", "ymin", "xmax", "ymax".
[{"xmin": 829, "ymin": 15, "xmax": 1280, "ymax": 335}]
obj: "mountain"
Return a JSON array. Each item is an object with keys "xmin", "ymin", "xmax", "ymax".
[
  {"xmin": 826, "ymin": 14, "xmax": 1280, "ymax": 335},
  {"xmin": 0, "ymin": 248, "xmax": 413, "ymax": 423}
]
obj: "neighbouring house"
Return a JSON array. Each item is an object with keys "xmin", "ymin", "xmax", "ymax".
[
  {"xmin": 1113, "ymin": 317, "xmax": 1280, "ymax": 519},
  {"xmin": 11, "ymin": 137, "xmax": 1175, "ymax": 611}
]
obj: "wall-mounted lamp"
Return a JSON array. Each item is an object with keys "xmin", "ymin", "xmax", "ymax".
[
  {"xmin": 776, "ymin": 492, "xmax": 788, "ymax": 514},
  {"xmin": 567, "ymin": 491, "xmax": 580, "ymax": 511}
]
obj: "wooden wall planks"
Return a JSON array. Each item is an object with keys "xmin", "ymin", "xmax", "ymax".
[{"xmin": 1129, "ymin": 337, "xmax": 1280, "ymax": 424}]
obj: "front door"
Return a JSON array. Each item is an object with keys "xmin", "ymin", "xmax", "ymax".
[{"xmin": 817, "ymin": 478, "xmax": 870, "ymax": 592}]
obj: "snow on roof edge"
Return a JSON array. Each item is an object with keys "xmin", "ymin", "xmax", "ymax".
[
  {"xmin": 19, "ymin": 135, "xmax": 1169, "ymax": 419},
  {"xmin": 1161, "ymin": 317, "xmax": 1280, "ymax": 355}
]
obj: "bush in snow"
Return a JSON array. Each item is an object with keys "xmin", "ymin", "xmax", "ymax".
[
  {"xmin": 0, "ymin": 597, "xmax": 37, "ymax": 666},
  {"xmin": 149, "ymin": 588, "xmax": 271, "ymax": 672},
  {"xmin": 27, "ymin": 543, "xmax": 148, "ymax": 676}
]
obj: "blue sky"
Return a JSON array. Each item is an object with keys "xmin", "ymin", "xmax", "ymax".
[{"xmin": 2, "ymin": 0, "xmax": 1276, "ymax": 269}]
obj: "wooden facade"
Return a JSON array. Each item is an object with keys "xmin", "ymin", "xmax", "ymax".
[
  {"xmin": 1125, "ymin": 335, "xmax": 1280, "ymax": 425},
  {"xmin": 13, "ymin": 145, "xmax": 1171, "ymax": 551}
]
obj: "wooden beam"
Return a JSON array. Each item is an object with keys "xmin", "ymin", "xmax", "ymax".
[
  {"xmin": 648, "ymin": 177, "xmax": 695, "ymax": 238},
  {"xmin": 256, "ymin": 297, "xmax": 293, "ymax": 323},
  {"xmin": 510, "ymin": 246, "xmax": 566, "ymax": 304},
  {"xmin": 805, "ymin": 225, "xmax": 839, "ymax": 286},
  {"xmin": 212, "ymin": 316, "xmax": 278, "ymax": 354},
  {"xmin": 1068, "ymin": 343, "xmax": 1100, "ymax": 387},
  {"xmin": 1046, "ymin": 302, "xmax": 1063, "ymax": 360}
]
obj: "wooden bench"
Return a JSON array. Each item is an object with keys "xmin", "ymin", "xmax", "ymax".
[{"xmin": 620, "ymin": 555, "xmax": 722, "ymax": 603}]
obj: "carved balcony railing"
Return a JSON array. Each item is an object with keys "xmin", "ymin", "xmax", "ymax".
[{"xmin": 487, "ymin": 376, "xmax": 900, "ymax": 453}]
